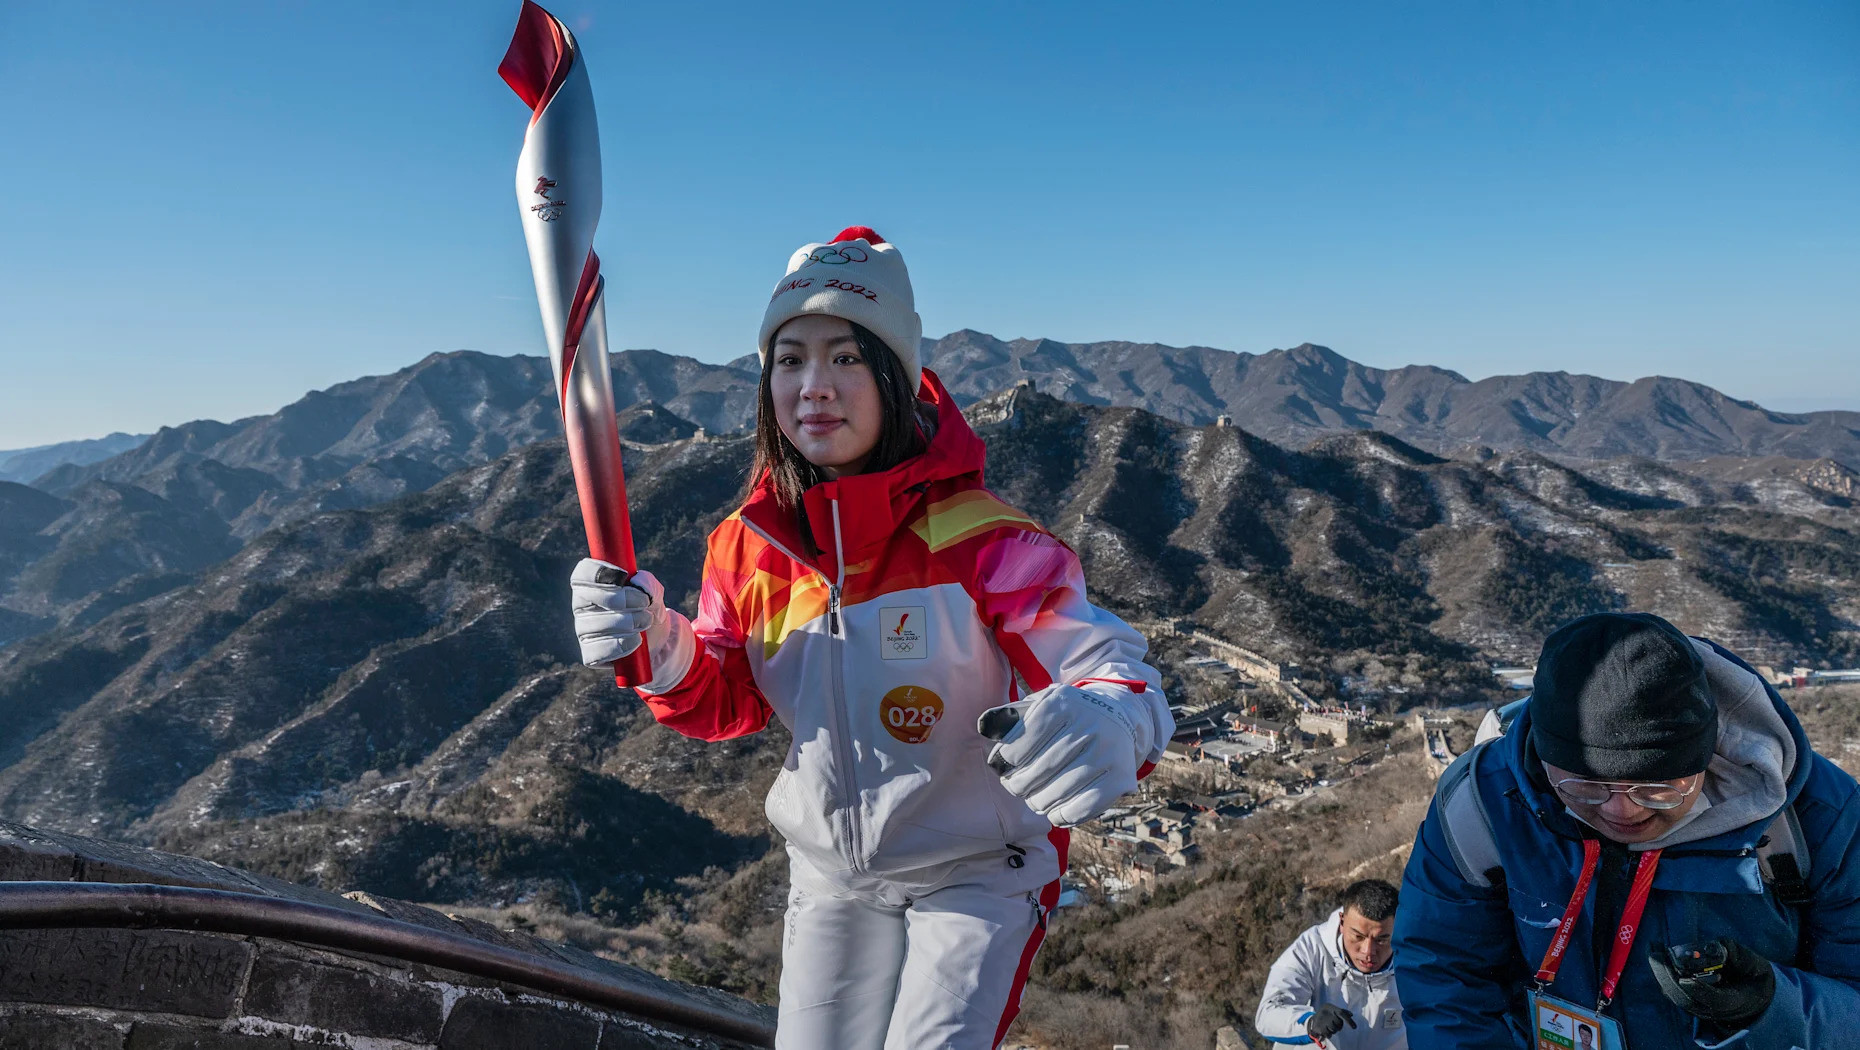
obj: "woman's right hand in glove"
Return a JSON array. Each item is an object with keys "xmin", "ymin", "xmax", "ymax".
[
  {"xmin": 978, "ymin": 682, "xmax": 1151, "ymax": 827},
  {"xmin": 571, "ymin": 559, "xmax": 669, "ymax": 667}
]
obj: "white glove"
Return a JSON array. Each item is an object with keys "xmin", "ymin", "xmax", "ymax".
[
  {"xmin": 570, "ymin": 559, "xmax": 670, "ymax": 667},
  {"xmin": 978, "ymin": 683, "xmax": 1154, "ymax": 828}
]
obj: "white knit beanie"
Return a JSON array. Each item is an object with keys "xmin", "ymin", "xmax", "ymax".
[{"xmin": 757, "ymin": 226, "xmax": 924, "ymax": 390}]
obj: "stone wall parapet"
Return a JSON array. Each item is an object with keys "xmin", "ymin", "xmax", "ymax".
[{"xmin": 0, "ymin": 821, "xmax": 775, "ymax": 1049}]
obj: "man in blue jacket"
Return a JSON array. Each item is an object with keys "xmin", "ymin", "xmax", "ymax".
[{"xmin": 1394, "ymin": 612, "xmax": 1860, "ymax": 1048}]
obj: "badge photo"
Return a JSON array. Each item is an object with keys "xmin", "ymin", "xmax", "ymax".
[
  {"xmin": 879, "ymin": 606, "xmax": 927, "ymax": 660},
  {"xmin": 1528, "ymin": 992, "xmax": 1623, "ymax": 1050}
]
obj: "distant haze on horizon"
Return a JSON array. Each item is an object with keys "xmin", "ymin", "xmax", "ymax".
[{"xmin": 0, "ymin": 0, "xmax": 1853, "ymax": 448}]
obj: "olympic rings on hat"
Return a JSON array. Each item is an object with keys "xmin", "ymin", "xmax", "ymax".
[{"xmin": 801, "ymin": 244, "xmax": 870, "ymax": 268}]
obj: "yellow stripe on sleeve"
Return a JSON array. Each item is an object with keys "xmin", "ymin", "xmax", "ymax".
[{"xmin": 911, "ymin": 489, "xmax": 1039, "ymax": 552}]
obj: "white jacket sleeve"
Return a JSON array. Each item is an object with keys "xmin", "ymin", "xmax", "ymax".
[
  {"xmin": 972, "ymin": 528, "xmax": 1173, "ymax": 764},
  {"xmin": 1256, "ymin": 927, "xmax": 1324, "ymax": 1043}
]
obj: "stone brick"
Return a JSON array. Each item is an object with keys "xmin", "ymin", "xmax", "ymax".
[
  {"xmin": 124, "ymin": 1025, "xmax": 298, "ymax": 1049},
  {"xmin": 0, "ymin": 1010, "xmax": 125, "ymax": 1050},
  {"xmin": 440, "ymin": 996, "xmax": 601, "ymax": 1050},
  {"xmin": 241, "ymin": 954, "xmax": 443, "ymax": 1043},
  {"xmin": 0, "ymin": 929, "xmax": 250, "ymax": 1017}
]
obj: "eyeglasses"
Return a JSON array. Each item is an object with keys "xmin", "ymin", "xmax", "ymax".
[{"xmin": 1553, "ymin": 776, "xmax": 1701, "ymax": 811}]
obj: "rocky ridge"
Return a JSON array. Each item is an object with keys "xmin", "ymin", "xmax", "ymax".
[
  {"xmin": 0, "ymin": 387, "xmax": 1856, "ymax": 1047},
  {"xmin": 0, "ymin": 388, "xmax": 1854, "ymax": 891},
  {"xmin": 0, "ymin": 431, "xmax": 148, "ymax": 484},
  {"xmin": 929, "ymin": 330, "xmax": 1860, "ymax": 466},
  {"xmin": 11, "ymin": 336, "xmax": 1858, "ymax": 654}
]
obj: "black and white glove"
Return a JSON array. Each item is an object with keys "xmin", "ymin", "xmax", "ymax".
[
  {"xmin": 1650, "ymin": 938, "xmax": 1776, "ymax": 1032},
  {"xmin": 978, "ymin": 683, "xmax": 1154, "ymax": 827},
  {"xmin": 570, "ymin": 559, "xmax": 670, "ymax": 667},
  {"xmin": 1306, "ymin": 1003, "xmax": 1357, "ymax": 1041}
]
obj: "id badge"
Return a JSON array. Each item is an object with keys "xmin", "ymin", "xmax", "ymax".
[{"xmin": 1527, "ymin": 990, "xmax": 1627, "ymax": 1050}]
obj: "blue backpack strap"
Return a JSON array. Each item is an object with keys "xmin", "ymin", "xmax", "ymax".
[
  {"xmin": 1757, "ymin": 802, "xmax": 1815, "ymax": 969},
  {"xmin": 1758, "ymin": 803, "xmax": 1812, "ymax": 906},
  {"xmin": 1435, "ymin": 738, "xmax": 1502, "ymax": 890}
]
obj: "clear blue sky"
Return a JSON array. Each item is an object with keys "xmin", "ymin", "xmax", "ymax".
[{"xmin": 1, "ymin": 1, "xmax": 1855, "ymax": 448}]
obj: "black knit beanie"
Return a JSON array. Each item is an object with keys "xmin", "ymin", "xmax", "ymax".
[{"xmin": 1529, "ymin": 612, "xmax": 1718, "ymax": 780}]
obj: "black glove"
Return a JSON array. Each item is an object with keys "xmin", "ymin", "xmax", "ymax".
[
  {"xmin": 1650, "ymin": 938, "xmax": 1777, "ymax": 1030},
  {"xmin": 1306, "ymin": 1003, "xmax": 1357, "ymax": 1040}
]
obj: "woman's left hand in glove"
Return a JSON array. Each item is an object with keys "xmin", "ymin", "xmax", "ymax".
[
  {"xmin": 978, "ymin": 683, "xmax": 1152, "ymax": 827},
  {"xmin": 1650, "ymin": 938, "xmax": 1776, "ymax": 1032}
]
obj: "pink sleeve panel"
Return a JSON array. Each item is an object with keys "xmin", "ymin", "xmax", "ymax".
[
  {"xmin": 970, "ymin": 528, "xmax": 1170, "ymax": 776},
  {"xmin": 972, "ymin": 528, "xmax": 1164, "ymax": 699}
]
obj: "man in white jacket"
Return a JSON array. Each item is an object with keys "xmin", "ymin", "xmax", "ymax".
[{"xmin": 1255, "ymin": 880, "xmax": 1405, "ymax": 1048}]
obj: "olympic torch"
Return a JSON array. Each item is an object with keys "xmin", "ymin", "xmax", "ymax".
[{"xmin": 500, "ymin": 1, "xmax": 651, "ymax": 686}]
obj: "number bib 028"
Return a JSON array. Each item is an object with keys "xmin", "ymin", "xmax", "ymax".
[{"xmin": 879, "ymin": 685, "xmax": 944, "ymax": 744}]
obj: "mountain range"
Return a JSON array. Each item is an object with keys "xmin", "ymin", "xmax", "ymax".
[
  {"xmin": 25, "ymin": 334, "xmax": 1860, "ymax": 498},
  {"xmin": 0, "ymin": 431, "xmax": 147, "ymax": 484},
  {"xmin": 22, "ymin": 334, "xmax": 1860, "ymax": 503},
  {"xmin": 1, "ymin": 384, "xmax": 1856, "ymax": 881},
  {"xmin": 3, "ymin": 336, "xmax": 1856, "ymax": 1049},
  {"xmin": 925, "ymin": 331, "xmax": 1860, "ymax": 465},
  {"xmin": 6, "ymin": 333, "xmax": 1860, "ymax": 656}
]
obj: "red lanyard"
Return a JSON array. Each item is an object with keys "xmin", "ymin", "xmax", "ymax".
[
  {"xmin": 1535, "ymin": 838, "xmax": 1664, "ymax": 1007},
  {"xmin": 1602, "ymin": 848, "xmax": 1663, "ymax": 1003}
]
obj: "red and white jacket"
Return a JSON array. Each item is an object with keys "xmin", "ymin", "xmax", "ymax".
[{"xmin": 634, "ymin": 370, "xmax": 1171, "ymax": 897}]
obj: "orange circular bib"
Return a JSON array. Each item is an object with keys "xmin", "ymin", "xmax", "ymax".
[{"xmin": 879, "ymin": 685, "xmax": 945, "ymax": 744}]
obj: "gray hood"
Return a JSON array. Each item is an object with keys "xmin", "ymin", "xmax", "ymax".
[{"xmin": 1625, "ymin": 639, "xmax": 1796, "ymax": 850}]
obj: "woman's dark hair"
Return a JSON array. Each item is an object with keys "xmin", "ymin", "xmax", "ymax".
[{"xmin": 749, "ymin": 319, "xmax": 925, "ymax": 512}]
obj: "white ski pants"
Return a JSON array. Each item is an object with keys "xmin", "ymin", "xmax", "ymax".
[{"xmin": 775, "ymin": 854, "xmax": 1058, "ymax": 1050}]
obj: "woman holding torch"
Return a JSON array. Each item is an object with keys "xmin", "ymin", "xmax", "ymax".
[{"xmin": 570, "ymin": 227, "xmax": 1172, "ymax": 1048}]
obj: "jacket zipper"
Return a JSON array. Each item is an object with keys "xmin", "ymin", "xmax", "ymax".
[
  {"xmin": 826, "ymin": 498, "xmax": 865, "ymax": 872},
  {"xmin": 736, "ymin": 510, "xmax": 865, "ymax": 874}
]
